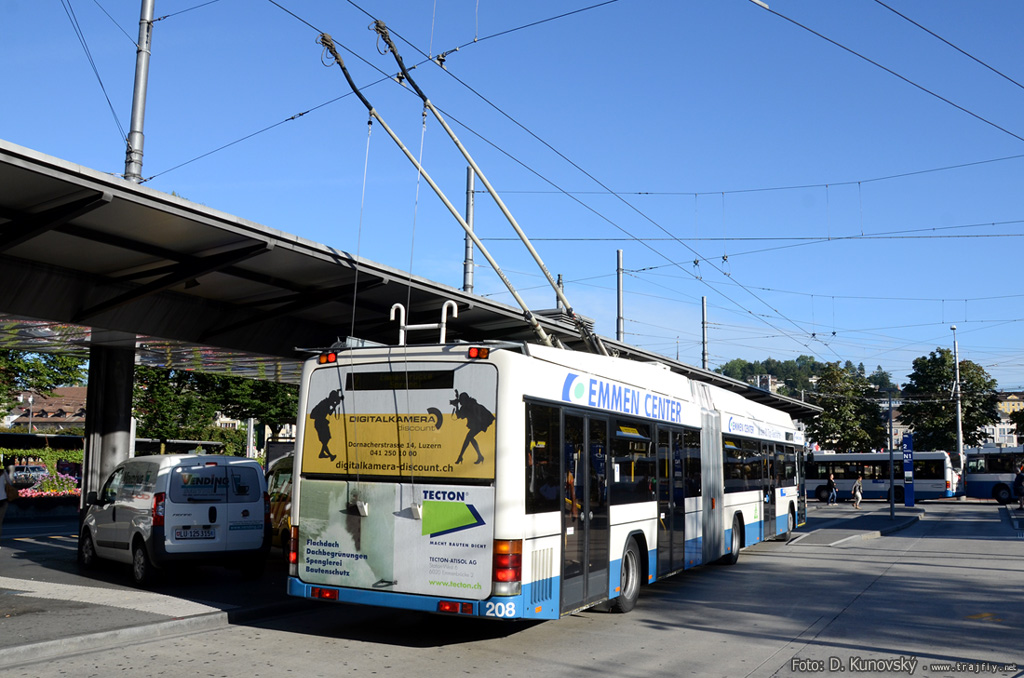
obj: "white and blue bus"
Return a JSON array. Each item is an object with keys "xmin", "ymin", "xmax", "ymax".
[
  {"xmin": 285, "ymin": 340, "xmax": 809, "ymax": 620},
  {"xmin": 965, "ymin": 446, "xmax": 1023, "ymax": 504},
  {"xmin": 805, "ymin": 450, "xmax": 962, "ymax": 503}
]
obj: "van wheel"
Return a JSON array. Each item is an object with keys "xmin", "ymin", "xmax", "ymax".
[
  {"xmin": 132, "ymin": 541, "xmax": 154, "ymax": 586},
  {"xmin": 78, "ymin": 531, "xmax": 97, "ymax": 570},
  {"xmin": 611, "ymin": 538, "xmax": 641, "ymax": 613}
]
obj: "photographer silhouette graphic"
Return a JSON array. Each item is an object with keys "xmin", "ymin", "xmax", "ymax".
[{"xmin": 450, "ymin": 389, "xmax": 495, "ymax": 465}]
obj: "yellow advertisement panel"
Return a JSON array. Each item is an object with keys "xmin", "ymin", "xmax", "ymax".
[{"xmin": 301, "ymin": 362, "xmax": 497, "ymax": 482}]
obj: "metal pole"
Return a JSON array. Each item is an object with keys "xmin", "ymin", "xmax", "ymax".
[
  {"xmin": 888, "ymin": 389, "xmax": 894, "ymax": 452},
  {"xmin": 463, "ymin": 167, "xmax": 475, "ymax": 294},
  {"xmin": 702, "ymin": 296, "xmax": 709, "ymax": 370},
  {"xmin": 616, "ymin": 250, "xmax": 624, "ymax": 342},
  {"xmin": 889, "ymin": 442, "xmax": 895, "ymax": 519},
  {"xmin": 952, "ymin": 325, "xmax": 964, "ymax": 466},
  {"xmin": 556, "ymin": 275, "xmax": 564, "ymax": 312},
  {"xmin": 124, "ymin": 0, "xmax": 156, "ymax": 183}
]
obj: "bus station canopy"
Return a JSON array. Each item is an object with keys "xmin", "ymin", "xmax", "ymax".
[{"xmin": 0, "ymin": 139, "xmax": 819, "ymax": 419}]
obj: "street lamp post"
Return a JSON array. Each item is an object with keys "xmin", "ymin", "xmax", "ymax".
[{"xmin": 27, "ymin": 394, "xmax": 34, "ymax": 433}]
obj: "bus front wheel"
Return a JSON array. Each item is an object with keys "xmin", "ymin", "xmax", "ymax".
[
  {"xmin": 716, "ymin": 515, "xmax": 742, "ymax": 566},
  {"xmin": 611, "ymin": 538, "xmax": 641, "ymax": 613}
]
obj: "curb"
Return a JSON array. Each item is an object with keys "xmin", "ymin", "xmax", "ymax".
[
  {"xmin": 1002, "ymin": 505, "xmax": 1022, "ymax": 530},
  {"xmin": 0, "ymin": 599, "xmax": 312, "ymax": 669},
  {"xmin": 819, "ymin": 509, "xmax": 925, "ymax": 547}
]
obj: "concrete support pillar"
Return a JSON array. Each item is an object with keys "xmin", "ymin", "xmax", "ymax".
[{"xmin": 83, "ymin": 335, "xmax": 136, "ymax": 508}]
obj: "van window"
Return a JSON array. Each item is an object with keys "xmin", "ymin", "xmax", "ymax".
[
  {"xmin": 169, "ymin": 465, "xmax": 229, "ymax": 504},
  {"xmin": 228, "ymin": 467, "xmax": 261, "ymax": 501}
]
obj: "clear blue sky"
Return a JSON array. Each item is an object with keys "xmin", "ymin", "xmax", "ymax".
[{"xmin": 4, "ymin": 0, "xmax": 1024, "ymax": 390}]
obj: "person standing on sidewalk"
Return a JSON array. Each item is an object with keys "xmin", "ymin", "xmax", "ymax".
[
  {"xmin": 1013, "ymin": 465, "xmax": 1024, "ymax": 511},
  {"xmin": 852, "ymin": 475, "xmax": 863, "ymax": 509},
  {"xmin": 827, "ymin": 473, "xmax": 838, "ymax": 506},
  {"xmin": 0, "ymin": 465, "xmax": 15, "ymax": 548}
]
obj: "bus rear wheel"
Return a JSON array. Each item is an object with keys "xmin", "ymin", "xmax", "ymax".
[
  {"xmin": 815, "ymin": 486, "xmax": 829, "ymax": 503},
  {"xmin": 993, "ymin": 485, "xmax": 1011, "ymax": 505},
  {"xmin": 611, "ymin": 538, "xmax": 641, "ymax": 613}
]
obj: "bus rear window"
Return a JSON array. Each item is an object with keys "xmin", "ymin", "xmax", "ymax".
[{"xmin": 346, "ymin": 371, "xmax": 454, "ymax": 391}]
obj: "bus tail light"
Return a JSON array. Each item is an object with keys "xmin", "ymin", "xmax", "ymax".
[
  {"xmin": 946, "ymin": 480, "xmax": 951, "ymax": 491},
  {"xmin": 492, "ymin": 539, "xmax": 522, "ymax": 595},
  {"xmin": 288, "ymin": 526, "xmax": 299, "ymax": 576},
  {"xmin": 152, "ymin": 492, "xmax": 166, "ymax": 527},
  {"xmin": 437, "ymin": 601, "xmax": 475, "ymax": 615},
  {"xmin": 467, "ymin": 347, "xmax": 489, "ymax": 359},
  {"xmin": 310, "ymin": 587, "xmax": 339, "ymax": 601},
  {"xmin": 318, "ymin": 352, "xmax": 337, "ymax": 364}
]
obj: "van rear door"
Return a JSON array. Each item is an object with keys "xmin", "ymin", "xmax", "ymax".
[
  {"xmin": 224, "ymin": 463, "xmax": 266, "ymax": 551},
  {"xmin": 165, "ymin": 461, "xmax": 230, "ymax": 554}
]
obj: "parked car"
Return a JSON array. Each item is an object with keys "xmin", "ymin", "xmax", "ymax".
[
  {"xmin": 265, "ymin": 452, "xmax": 294, "ymax": 562},
  {"xmin": 79, "ymin": 454, "xmax": 270, "ymax": 585},
  {"xmin": 11, "ymin": 464, "xmax": 49, "ymax": 486}
]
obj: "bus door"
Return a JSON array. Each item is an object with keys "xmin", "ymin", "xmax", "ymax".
[
  {"xmin": 656, "ymin": 428, "xmax": 686, "ymax": 576},
  {"xmin": 762, "ymin": 443, "xmax": 777, "ymax": 540},
  {"xmin": 700, "ymin": 408, "xmax": 723, "ymax": 563},
  {"xmin": 561, "ymin": 414, "xmax": 610, "ymax": 614}
]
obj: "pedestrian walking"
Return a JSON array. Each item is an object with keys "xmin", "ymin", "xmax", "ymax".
[
  {"xmin": 827, "ymin": 473, "xmax": 838, "ymax": 506},
  {"xmin": 0, "ymin": 465, "xmax": 16, "ymax": 548},
  {"xmin": 852, "ymin": 474, "xmax": 863, "ymax": 509},
  {"xmin": 1013, "ymin": 465, "xmax": 1024, "ymax": 511}
]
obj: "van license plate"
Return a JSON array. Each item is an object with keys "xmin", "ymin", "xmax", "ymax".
[{"xmin": 175, "ymin": 528, "xmax": 215, "ymax": 540}]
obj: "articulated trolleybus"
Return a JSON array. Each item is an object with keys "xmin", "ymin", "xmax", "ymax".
[{"xmin": 286, "ymin": 341, "xmax": 806, "ymax": 620}]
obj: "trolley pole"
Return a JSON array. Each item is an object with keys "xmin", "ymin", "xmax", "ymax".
[{"xmin": 463, "ymin": 167, "xmax": 475, "ymax": 294}]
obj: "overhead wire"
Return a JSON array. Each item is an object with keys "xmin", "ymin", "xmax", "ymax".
[
  {"xmin": 339, "ymin": 3, "xmax": 840, "ymax": 364},
  {"xmin": 74, "ymin": 0, "xmax": 1022, "ymax": 377},
  {"xmin": 59, "ymin": 0, "xmax": 127, "ymax": 147}
]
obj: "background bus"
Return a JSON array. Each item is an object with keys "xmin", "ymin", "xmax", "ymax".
[
  {"xmin": 964, "ymin": 446, "xmax": 1023, "ymax": 504},
  {"xmin": 286, "ymin": 341, "xmax": 810, "ymax": 620},
  {"xmin": 805, "ymin": 450, "xmax": 961, "ymax": 503}
]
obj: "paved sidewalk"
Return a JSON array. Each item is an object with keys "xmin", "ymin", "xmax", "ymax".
[{"xmin": 792, "ymin": 501, "xmax": 926, "ymax": 546}]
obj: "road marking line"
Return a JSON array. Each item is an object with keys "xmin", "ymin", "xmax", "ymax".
[
  {"xmin": 13, "ymin": 538, "xmax": 76, "ymax": 551},
  {"xmin": 0, "ymin": 576, "xmax": 227, "ymax": 617}
]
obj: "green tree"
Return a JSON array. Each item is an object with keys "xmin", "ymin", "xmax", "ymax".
[
  {"xmin": 866, "ymin": 365, "xmax": 895, "ymax": 390},
  {"xmin": 133, "ymin": 366, "xmax": 222, "ymax": 440},
  {"xmin": 0, "ymin": 349, "xmax": 86, "ymax": 416},
  {"xmin": 715, "ymin": 355, "xmax": 825, "ymax": 397},
  {"xmin": 213, "ymin": 375, "xmax": 298, "ymax": 440},
  {"xmin": 805, "ymin": 362, "xmax": 887, "ymax": 452},
  {"xmin": 899, "ymin": 348, "xmax": 998, "ymax": 450},
  {"xmin": 1009, "ymin": 408, "xmax": 1024, "ymax": 440}
]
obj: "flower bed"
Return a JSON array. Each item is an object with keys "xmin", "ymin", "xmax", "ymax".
[{"xmin": 6, "ymin": 472, "xmax": 82, "ymax": 521}]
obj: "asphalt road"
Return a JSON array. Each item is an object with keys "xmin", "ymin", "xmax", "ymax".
[{"xmin": 2, "ymin": 501, "xmax": 1022, "ymax": 677}]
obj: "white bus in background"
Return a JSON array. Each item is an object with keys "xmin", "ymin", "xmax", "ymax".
[
  {"xmin": 805, "ymin": 450, "xmax": 962, "ymax": 503},
  {"xmin": 965, "ymin": 446, "xmax": 1023, "ymax": 504},
  {"xmin": 285, "ymin": 340, "xmax": 810, "ymax": 620}
]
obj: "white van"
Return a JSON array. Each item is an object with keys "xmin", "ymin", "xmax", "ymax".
[{"xmin": 79, "ymin": 454, "xmax": 270, "ymax": 585}]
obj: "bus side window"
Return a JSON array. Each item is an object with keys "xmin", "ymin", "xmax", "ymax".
[{"xmin": 525, "ymin": 403, "xmax": 561, "ymax": 515}]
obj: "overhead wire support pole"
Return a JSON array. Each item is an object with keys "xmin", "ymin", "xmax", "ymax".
[
  {"xmin": 371, "ymin": 21, "xmax": 608, "ymax": 357},
  {"xmin": 317, "ymin": 33, "xmax": 557, "ymax": 349}
]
